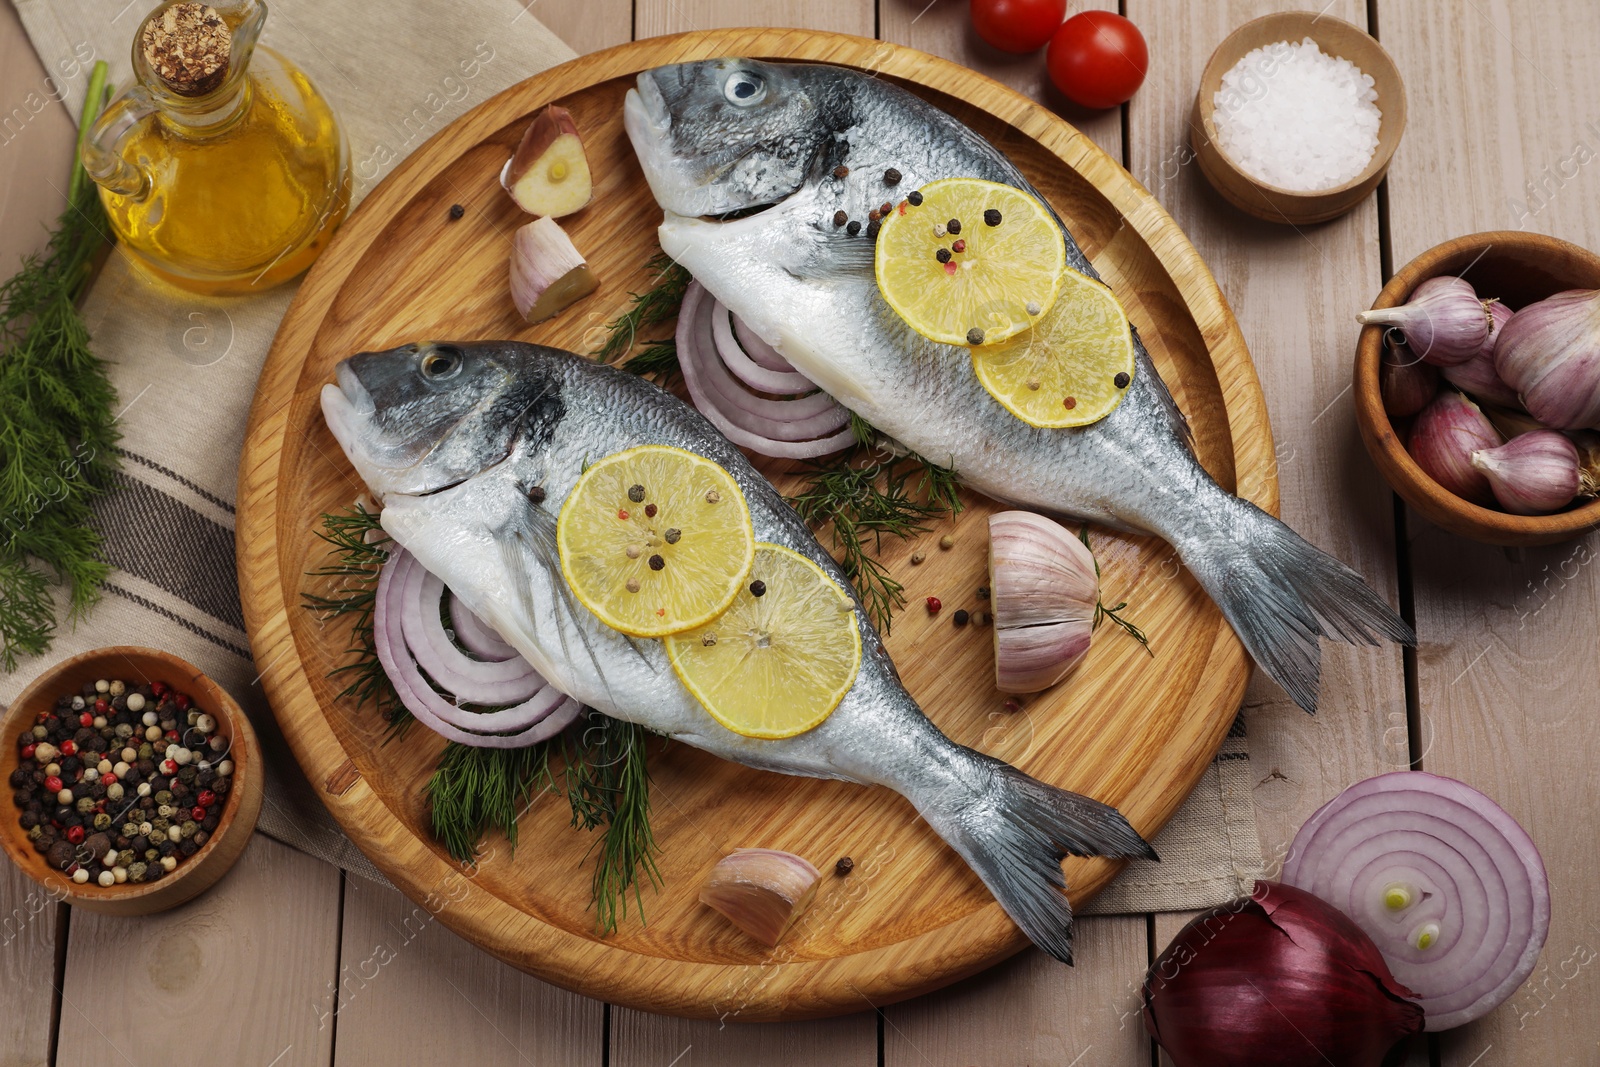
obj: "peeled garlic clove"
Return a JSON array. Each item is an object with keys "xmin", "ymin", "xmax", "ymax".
[
  {"xmin": 1441, "ymin": 302, "xmax": 1519, "ymax": 406},
  {"xmin": 988, "ymin": 511, "xmax": 1098, "ymax": 694},
  {"xmin": 1470, "ymin": 430, "xmax": 1581, "ymax": 514},
  {"xmin": 1407, "ymin": 391, "xmax": 1500, "ymax": 506},
  {"xmin": 1358, "ymin": 276, "xmax": 1491, "ymax": 366},
  {"xmin": 1493, "ymin": 288, "xmax": 1600, "ymax": 429},
  {"xmin": 700, "ymin": 848, "xmax": 820, "ymax": 947},
  {"xmin": 1379, "ymin": 335, "xmax": 1439, "ymax": 418}
]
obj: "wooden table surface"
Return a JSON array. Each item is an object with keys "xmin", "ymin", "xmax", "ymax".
[{"xmin": 2, "ymin": 1, "xmax": 1596, "ymax": 1064}]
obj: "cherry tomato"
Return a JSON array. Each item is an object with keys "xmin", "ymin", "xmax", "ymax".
[
  {"xmin": 1047, "ymin": 11, "xmax": 1149, "ymax": 109},
  {"xmin": 970, "ymin": 0, "xmax": 1066, "ymax": 54}
]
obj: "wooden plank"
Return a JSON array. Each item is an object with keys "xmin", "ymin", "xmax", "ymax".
[
  {"xmin": 332, "ymin": 873, "xmax": 605, "ymax": 1066},
  {"xmin": 0, "ymin": 0, "xmax": 77, "ymax": 277},
  {"xmin": 875, "ymin": 11, "xmax": 1143, "ymax": 1064},
  {"xmin": 887, "ymin": 920, "xmax": 1150, "ymax": 1066},
  {"xmin": 55, "ymin": 834, "xmax": 341, "ymax": 1067},
  {"xmin": 524, "ymin": 0, "xmax": 634, "ymax": 54},
  {"xmin": 635, "ymin": 0, "xmax": 872, "ymax": 40},
  {"xmin": 0, "ymin": 862, "xmax": 60, "ymax": 1067},
  {"xmin": 878, "ymin": 0, "xmax": 1122, "ymax": 160},
  {"xmin": 1377, "ymin": 1, "xmax": 1600, "ymax": 1062},
  {"xmin": 610, "ymin": 1004, "xmax": 877, "ymax": 1066},
  {"xmin": 1122, "ymin": 0, "xmax": 1407, "ymax": 860}
]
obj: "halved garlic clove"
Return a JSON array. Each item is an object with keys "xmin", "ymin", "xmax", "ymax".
[
  {"xmin": 699, "ymin": 848, "xmax": 820, "ymax": 947},
  {"xmin": 989, "ymin": 511, "xmax": 1098, "ymax": 693}
]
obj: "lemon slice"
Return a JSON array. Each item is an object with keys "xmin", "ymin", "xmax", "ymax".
[
  {"xmin": 557, "ymin": 445, "xmax": 754, "ymax": 638},
  {"xmin": 971, "ymin": 266, "xmax": 1136, "ymax": 428},
  {"xmin": 874, "ymin": 177, "xmax": 1067, "ymax": 347},
  {"xmin": 666, "ymin": 544, "xmax": 861, "ymax": 739}
]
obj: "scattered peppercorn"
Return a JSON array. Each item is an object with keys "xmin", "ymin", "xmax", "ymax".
[
  {"xmin": 625, "ymin": 578, "xmax": 641, "ymax": 593},
  {"xmin": 846, "ymin": 220, "xmax": 862, "ymax": 236},
  {"xmin": 935, "ymin": 248, "xmax": 952, "ymax": 264},
  {"xmin": 867, "ymin": 209, "xmax": 881, "ymax": 223},
  {"xmin": 977, "ymin": 586, "xmax": 990, "ymax": 600},
  {"xmin": 1114, "ymin": 372, "xmax": 1130, "ymax": 389},
  {"xmin": 984, "ymin": 208, "xmax": 1002, "ymax": 226},
  {"xmin": 1063, "ymin": 397, "xmax": 1077, "ymax": 410},
  {"xmin": 832, "ymin": 164, "xmax": 849, "ymax": 179},
  {"xmin": 835, "ymin": 856, "xmax": 855, "ymax": 875},
  {"xmin": 644, "ymin": 503, "xmax": 658, "ymax": 518},
  {"xmin": 448, "ymin": 203, "xmax": 465, "ymax": 220},
  {"xmin": 664, "ymin": 528, "xmax": 682, "ymax": 544},
  {"xmin": 953, "ymin": 609, "xmax": 970, "ymax": 627},
  {"xmin": 939, "ymin": 534, "xmax": 954, "ymax": 550},
  {"xmin": 705, "ymin": 489, "xmax": 721, "ymax": 504},
  {"xmin": 975, "ymin": 610, "xmax": 993, "ymax": 627},
  {"xmin": 884, "ymin": 168, "xmax": 902, "ymax": 185},
  {"xmin": 910, "ymin": 551, "xmax": 926, "ymax": 565},
  {"xmin": 907, "ymin": 190, "xmax": 924, "ymax": 206},
  {"xmin": 648, "ymin": 554, "xmax": 666, "ymax": 571},
  {"xmin": 951, "ymin": 239, "xmax": 966, "ymax": 254},
  {"xmin": 946, "ymin": 218, "xmax": 962, "ymax": 235},
  {"xmin": 749, "ymin": 580, "xmax": 767, "ymax": 598},
  {"xmin": 627, "ymin": 484, "xmax": 645, "ymax": 503},
  {"xmin": 866, "ymin": 218, "xmax": 881, "ymax": 238},
  {"xmin": 527, "ymin": 485, "xmax": 547, "ymax": 504},
  {"xmin": 1003, "ymin": 698, "xmax": 1022, "ymax": 713},
  {"xmin": 833, "ymin": 209, "xmax": 848, "ymax": 227},
  {"xmin": 926, "ymin": 596, "xmax": 942, "ymax": 614},
  {"xmin": 967, "ymin": 327, "xmax": 985, "ymax": 346}
]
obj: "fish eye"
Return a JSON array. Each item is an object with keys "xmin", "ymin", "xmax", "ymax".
[
  {"xmin": 420, "ymin": 346, "xmax": 462, "ymax": 381},
  {"xmin": 723, "ymin": 70, "xmax": 766, "ymax": 107}
]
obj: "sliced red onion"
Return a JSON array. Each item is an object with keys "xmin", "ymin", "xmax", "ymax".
[
  {"xmin": 732, "ymin": 314, "xmax": 796, "ymax": 373},
  {"xmin": 710, "ymin": 298, "xmax": 815, "ymax": 393},
  {"xmin": 449, "ymin": 597, "xmax": 519, "ymax": 662},
  {"xmin": 676, "ymin": 280, "xmax": 855, "ymax": 459},
  {"xmin": 374, "ymin": 548, "xmax": 580, "ymax": 747},
  {"xmin": 1283, "ymin": 771, "xmax": 1550, "ymax": 1031},
  {"xmin": 398, "ymin": 557, "xmax": 544, "ymax": 704}
]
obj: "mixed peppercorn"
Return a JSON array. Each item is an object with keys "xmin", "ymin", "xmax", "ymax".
[{"xmin": 10, "ymin": 678, "xmax": 233, "ymax": 888}]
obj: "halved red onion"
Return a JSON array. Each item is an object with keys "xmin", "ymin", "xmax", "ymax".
[
  {"xmin": 1282, "ymin": 771, "xmax": 1550, "ymax": 1031},
  {"xmin": 732, "ymin": 314, "xmax": 796, "ymax": 373},
  {"xmin": 374, "ymin": 547, "xmax": 580, "ymax": 747},
  {"xmin": 449, "ymin": 597, "xmax": 519, "ymax": 662},
  {"xmin": 676, "ymin": 280, "xmax": 855, "ymax": 459},
  {"xmin": 710, "ymin": 298, "xmax": 815, "ymax": 393},
  {"xmin": 398, "ymin": 557, "xmax": 544, "ymax": 704}
]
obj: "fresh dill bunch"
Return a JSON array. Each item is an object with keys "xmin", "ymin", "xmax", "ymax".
[
  {"xmin": 593, "ymin": 253, "xmax": 690, "ymax": 363},
  {"xmin": 1078, "ymin": 525, "xmax": 1153, "ymax": 655},
  {"xmin": 620, "ymin": 337, "xmax": 680, "ymax": 384},
  {"xmin": 0, "ymin": 63, "xmax": 117, "ymax": 671},
  {"xmin": 302, "ymin": 505, "xmax": 408, "ymax": 734},
  {"xmin": 564, "ymin": 710, "xmax": 662, "ymax": 935},
  {"xmin": 426, "ymin": 742, "xmax": 554, "ymax": 863}
]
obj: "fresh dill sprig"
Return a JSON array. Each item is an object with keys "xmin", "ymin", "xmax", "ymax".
[
  {"xmin": 302, "ymin": 505, "xmax": 408, "ymax": 735},
  {"xmin": 1078, "ymin": 526, "xmax": 1153, "ymax": 655},
  {"xmin": 0, "ymin": 62, "xmax": 117, "ymax": 670},
  {"xmin": 426, "ymin": 742, "xmax": 553, "ymax": 862},
  {"xmin": 788, "ymin": 451, "xmax": 963, "ymax": 633},
  {"xmin": 620, "ymin": 337, "xmax": 680, "ymax": 383},
  {"xmin": 565, "ymin": 711, "xmax": 662, "ymax": 934},
  {"xmin": 593, "ymin": 253, "xmax": 690, "ymax": 364}
]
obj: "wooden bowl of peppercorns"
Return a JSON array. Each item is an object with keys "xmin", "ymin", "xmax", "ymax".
[{"xmin": 0, "ymin": 646, "xmax": 262, "ymax": 915}]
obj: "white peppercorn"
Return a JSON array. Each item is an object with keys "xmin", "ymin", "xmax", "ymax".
[
  {"xmin": 94, "ymin": 679, "xmax": 109, "ymax": 694},
  {"xmin": 159, "ymin": 856, "xmax": 177, "ymax": 872},
  {"xmin": 72, "ymin": 868, "xmax": 90, "ymax": 884},
  {"xmin": 126, "ymin": 692, "xmax": 146, "ymax": 713},
  {"xmin": 108, "ymin": 680, "xmax": 125, "ymax": 697}
]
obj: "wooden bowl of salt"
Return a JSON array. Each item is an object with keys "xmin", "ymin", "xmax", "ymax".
[{"xmin": 1190, "ymin": 11, "xmax": 1406, "ymax": 225}]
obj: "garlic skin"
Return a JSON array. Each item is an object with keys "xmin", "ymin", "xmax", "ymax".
[
  {"xmin": 989, "ymin": 511, "xmax": 1098, "ymax": 693},
  {"xmin": 1493, "ymin": 288, "xmax": 1600, "ymax": 429},
  {"xmin": 1470, "ymin": 431, "xmax": 1581, "ymax": 514},
  {"xmin": 1441, "ymin": 302, "xmax": 1519, "ymax": 406},
  {"xmin": 1357, "ymin": 276, "xmax": 1490, "ymax": 366},
  {"xmin": 1407, "ymin": 391, "xmax": 1500, "ymax": 506},
  {"xmin": 1480, "ymin": 403, "xmax": 1545, "ymax": 440},
  {"xmin": 1379, "ymin": 336, "xmax": 1439, "ymax": 418},
  {"xmin": 699, "ymin": 848, "xmax": 820, "ymax": 947}
]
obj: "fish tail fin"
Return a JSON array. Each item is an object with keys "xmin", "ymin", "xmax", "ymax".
[
  {"xmin": 1170, "ymin": 497, "xmax": 1414, "ymax": 714},
  {"xmin": 909, "ymin": 751, "xmax": 1156, "ymax": 964}
]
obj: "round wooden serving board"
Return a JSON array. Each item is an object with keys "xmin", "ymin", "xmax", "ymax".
[{"xmin": 237, "ymin": 28, "xmax": 1274, "ymax": 1021}]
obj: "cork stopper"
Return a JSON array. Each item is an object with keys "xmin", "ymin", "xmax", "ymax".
[{"xmin": 140, "ymin": 3, "xmax": 232, "ymax": 96}]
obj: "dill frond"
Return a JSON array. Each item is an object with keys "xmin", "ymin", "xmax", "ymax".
[
  {"xmin": 593, "ymin": 253, "xmax": 690, "ymax": 364},
  {"xmin": 1078, "ymin": 525, "xmax": 1153, "ymax": 655}
]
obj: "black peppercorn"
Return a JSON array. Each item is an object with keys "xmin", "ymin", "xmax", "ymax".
[
  {"xmin": 627, "ymin": 484, "xmax": 646, "ymax": 503},
  {"xmin": 19, "ymin": 811, "xmax": 39, "ymax": 830},
  {"xmin": 967, "ymin": 327, "xmax": 985, "ymax": 346},
  {"xmin": 179, "ymin": 839, "xmax": 199, "ymax": 857},
  {"xmin": 10, "ymin": 790, "xmax": 28, "ymax": 808},
  {"xmin": 884, "ymin": 168, "xmax": 902, "ymax": 185},
  {"xmin": 833, "ymin": 209, "xmax": 848, "ymax": 227},
  {"xmin": 946, "ymin": 218, "xmax": 962, "ymax": 235},
  {"xmin": 953, "ymin": 609, "xmax": 969, "ymax": 627},
  {"xmin": 935, "ymin": 248, "xmax": 951, "ymax": 264},
  {"xmin": 1114, "ymin": 372, "xmax": 1130, "ymax": 389},
  {"xmin": 448, "ymin": 203, "xmax": 465, "ymax": 220},
  {"xmin": 835, "ymin": 856, "xmax": 854, "ymax": 876},
  {"xmin": 159, "ymin": 840, "xmax": 177, "ymax": 858},
  {"xmin": 866, "ymin": 218, "xmax": 881, "ymax": 238},
  {"xmin": 846, "ymin": 220, "xmax": 861, "ymax": 236},
  {"xmin": 528, "ymin": 485, "xmax": 547, "ymax": 504},
  {"xmin": 648, "ymin": 554, "xmax": 665, "ymax": 571},
  {"xmin": 907, "ymin": 190, "xmax": 923, "ymax": 206},
  {"xmin": 749, "ymin": 580, "xmax": 767, "ymax": 597},
  {"xmin": 47, "ymin": 840, "xmax": 75, "ymax": 869},
  {"xmin": 984, "ymin": 208, "xmax": 1002, "ymax": 226}
]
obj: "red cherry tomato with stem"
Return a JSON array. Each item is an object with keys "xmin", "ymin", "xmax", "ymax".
[
  {"xmin": 970, "ymin": 0, "xmax": 1066, "ymax": 54},
  {"xmin": 1047, "ymin": 11, "xmax": 1148, "ymax": 109}
]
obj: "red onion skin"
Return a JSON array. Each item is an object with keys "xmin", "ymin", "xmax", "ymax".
[
  {"xmin": 1493, "ymin": 288, "xmax": 1600, "ymax": 429},
  {"xmin": 1407, "ymin": 391, "xmax": 1500, "ymax": 506},
  {"xmin": 1471, "ymin": 430, "xmax": 1581, "ymax": 514},
  {"xmin": 1143, "ymin": 882, "xmax": 1424, "ymax": 1067},
  {"xmin": 1380, "ymin": 343, "xmax": 1439, "ymax": 418}
]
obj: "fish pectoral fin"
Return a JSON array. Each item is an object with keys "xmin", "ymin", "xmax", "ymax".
[{"xmin": 786, "ymin": 226, "xmax": 875, "ymax": 278}]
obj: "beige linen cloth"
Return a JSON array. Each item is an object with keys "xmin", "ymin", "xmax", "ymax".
[{"xmin": 6, "ymin": 0, "xmax": 1261, "ymax": 913}]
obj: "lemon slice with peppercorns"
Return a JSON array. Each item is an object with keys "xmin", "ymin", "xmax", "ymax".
[
  {"xmin": 557, "ymin": 445, "xmax": 754, "ymax": 638},
  {"xmin": 971, "ymin": 265, "xmax": 1136, "ymax": 428},
  {"xmin": 874, "ymin": 177, "xmax": 1067, "ymax": 348},
  {"xmin": 666, "ymin": 543, "xmax": 861, "ymax": 739}
]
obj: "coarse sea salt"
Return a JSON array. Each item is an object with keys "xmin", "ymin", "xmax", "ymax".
[{"xmin": 1213, "ymin": 37, "xmax": 1381, "ymax": 192}]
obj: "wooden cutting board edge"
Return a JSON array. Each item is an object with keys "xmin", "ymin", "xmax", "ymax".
[{"xmin": 236, "ymin": 28, "xmax": 1270, "ymax": 1020}]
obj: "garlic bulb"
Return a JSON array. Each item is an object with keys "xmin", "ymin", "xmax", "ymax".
[
  {"xmin": 699, "ymin": 848, "xmax": 820, "ymax": 947},
  {"xmin": 1470, "ymin": 431, "xmax": 1582, "ymax": 514},
  {"xmin": 1493, "ymin": 288, "xmax": 1600, "ymax": 429},
  {"xmin": 1441, "ymin": 302, "xmax": 1519, "ymax": 406},
  {"xmin": 989, "ymin": 511, "xmax": 1098, "ymax": 693},
  {"xmin": 1357, "ymin": 276, "xmax": 1491, "ymax": 366},
  {"xmin": 1379, "ymin": 335, "xmax": 1439, "ymax": 418},
  {"xmin": 1407, "ymin": 391, "xmax": 1499, "ymax": 506}
]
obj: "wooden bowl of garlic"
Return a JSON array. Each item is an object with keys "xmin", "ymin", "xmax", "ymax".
[{"xmin": 1353, "ymin": 230, "xmax": 1600, "ymax": 546}]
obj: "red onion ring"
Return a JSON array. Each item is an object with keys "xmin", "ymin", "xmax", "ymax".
[
  {"xmin": 731, "ymin": 313, "xmax": 797, "ymax": 373},
  {"xmin": 449, "ymin": 597, "xmax": 519, "ymax": 662},
  {"xmin": 710, "ymin": 298, "xmax": 815, "ymax": 393},
  {"xmin": 677, "ymin": 282, "xmax": 855, "ymax": 459},
  {"xmin": 1282, "ymin": 771, "xmax": 1550, "ymax": 1031},
  {"xmin": 399, "ymin": 557, "xmax": 544, "ymax": 704},
  {"xmin": 374, "ymin": 548, "xmax": 580, "ymax": 746}
]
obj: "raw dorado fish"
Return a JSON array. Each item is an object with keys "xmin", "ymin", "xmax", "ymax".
[
  {"xmin": 321, "ymin": 341, "xmax": 1154, "ymax": 961},
  {"xmin": 624, "ymin": 59, "xmax": 1414, "ymax": 713}
]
